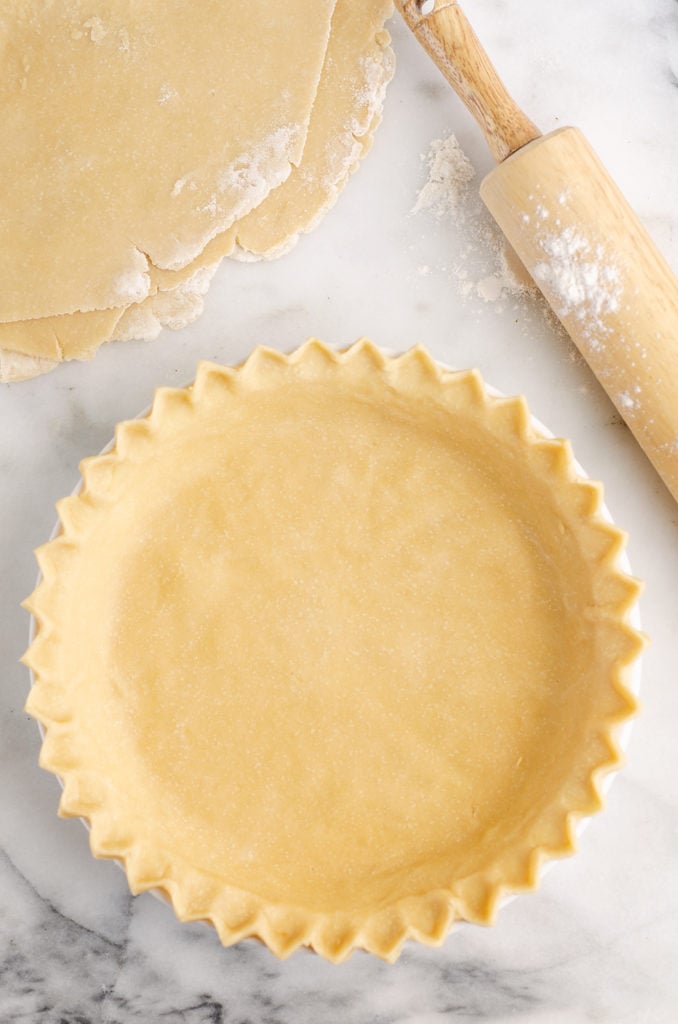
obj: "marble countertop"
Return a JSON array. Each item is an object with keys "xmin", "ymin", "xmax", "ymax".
[{"xmin": 2, "ymin": 2, "xmax": 678, "ymax": 1021}]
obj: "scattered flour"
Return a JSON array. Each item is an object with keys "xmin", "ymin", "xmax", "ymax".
[
  {"xmin": 412, "ymin": 133, "xmax": 533, "ymax": 307},
  {"xmin": 410, "ymin": 132, "xmax": 577, "ymax": 372},
  {"xmin": 475, "ymin": 244, "xmax": 533, "ymax": 303},
  {"xmin": 412, "ymin": 134, "xmax": 475, "ymax": 220}
]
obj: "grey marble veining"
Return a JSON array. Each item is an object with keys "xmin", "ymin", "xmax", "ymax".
[
  {"xmin": 2, "ymin": 2, "xmax": 678, "ymax": 1021},
  {"xmin": 0, "ymin": 848, "xmax": 122, "ymax": 1023}
]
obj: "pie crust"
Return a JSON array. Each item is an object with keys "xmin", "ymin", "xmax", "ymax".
[{"xmin": 23, "ymin": 340, "xmax": 645, "ymax": 962}]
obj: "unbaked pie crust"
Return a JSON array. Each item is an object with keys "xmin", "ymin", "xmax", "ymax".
[{"xmin": 24, "ymin": 340, "xmax": 644, "ymax": 962}]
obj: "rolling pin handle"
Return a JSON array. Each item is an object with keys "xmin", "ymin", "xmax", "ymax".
[{"xmin": 397, "ymin": 0, "xmax": 541, "ymax": 162}]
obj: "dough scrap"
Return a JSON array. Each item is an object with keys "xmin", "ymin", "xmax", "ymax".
[
  {"xmin": 0, "ymin": 1, "xmax": 335, "ymax": 322},
  {"xmin": 0, "ymin": 347, "xmax": 58, "ymax": 383}
]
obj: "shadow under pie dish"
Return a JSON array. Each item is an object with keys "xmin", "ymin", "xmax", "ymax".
[{"xmin": 23, "ymin": 339, "xmax": 645, "ymax": 963}]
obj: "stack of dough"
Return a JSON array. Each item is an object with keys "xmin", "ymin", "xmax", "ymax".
[{"xmin": 0, "ymin": 1, "xmax": 394, "ymax": 381}]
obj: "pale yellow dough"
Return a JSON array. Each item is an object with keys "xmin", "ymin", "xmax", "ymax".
[
  {"xmin": 0, "ymin": 231, "xmax": 236, "ymax": 366},
  {"xmin": 0, "ymin": 0, "xmax": 336, "ymax": 322},
  {"xmin": 0, "ymin": 0, "xmax": 394, "ymax": 377},
  {"xmin": 25, "ymin": 341, "xmax": 643, "ymax": 961},
  {"xmin": 0, "ymin": 262, "xmax": 221, "ymax": 380},
  {"xmin": 233, "ymin": 0, "xmax": 395, "ymax": 257}
]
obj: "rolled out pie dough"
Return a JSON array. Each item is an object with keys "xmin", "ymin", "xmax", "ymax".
[
  {"xmin": 0, "ymin": 261, "xmax": 222, "ymax": 380},
  {"xmin": 0, "ymin": 0, "xmax": 394, "ymax": 380},
  {"xmin": 233, "ymin": 0, "xmax": 395, "ymax": 257},
  {"xmin": 0, "ymin": 230, "xmax": 237, "ymax": 365},
  {"xmin": 0, "ymin": 0, "xmax": 336, "ymax": 323}
]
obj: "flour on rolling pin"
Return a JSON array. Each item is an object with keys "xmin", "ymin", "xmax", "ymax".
[
  {"xmin": 532, "ymin": 225, "xmax": 649, "ymax": 412},
  {"xmin": 535, "ymin": 230, "xmax": 622, "ymax": 327},
  {"xmin": 525, "ymin": 205, "xmax": 624, "ymax": 348},
  {"xmin": 481, "ymin": 126, "xmax": 678, "ymax": 500},
  {"xmin": 509, "ymin": 185, "xmax": 661, "ymax": 425}
]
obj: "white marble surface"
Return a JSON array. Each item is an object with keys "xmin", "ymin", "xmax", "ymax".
[{"xmin": 2, "ymin": 2, "xmax": 678, "ymax": 1021}]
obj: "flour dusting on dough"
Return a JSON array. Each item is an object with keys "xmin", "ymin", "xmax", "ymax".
[
  {"xmin": 172, "ymin": 126, "xmax": 296, "ymax": 214},
  {"xmin": 167, "ymin": 126, "xmax": 298, "ymax": 266},
  {"xmin": 83, "ymin": 17, "xmax": 107, "ymax": 44},
  {"xmin": 112, "ymin": 263, "xmax": 220, "ymax": 342},
  {"xmin": 111, "ymin": 269, "xmax": 151, "ymax": 304},
  {"xmin": 159, "ymin": 84, "xmax": 179, "ymax": 105},
  {"xmin": 171, "ymin": 177, "xmax": 195, "ymax": 198},
  {"xmin": 217, "ymin": 125, "xmax": 298, "ymax": 196},
  {"xmin": 349, "ymin": 55, "xmax": 390, "ymax": 133},
  {"xmin": 231, "ymin": 13, "xmax": 395, "ymax": 262}
]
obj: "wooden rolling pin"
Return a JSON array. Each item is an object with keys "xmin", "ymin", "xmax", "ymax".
[{"xmin": 398, "ymin": 0, "xmax": 678, "ymax": 502}]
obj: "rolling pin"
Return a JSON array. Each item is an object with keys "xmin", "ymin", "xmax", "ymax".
[{"xmin": 398, "ymin": 0, "xmax": 678, "ymax": 503}]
